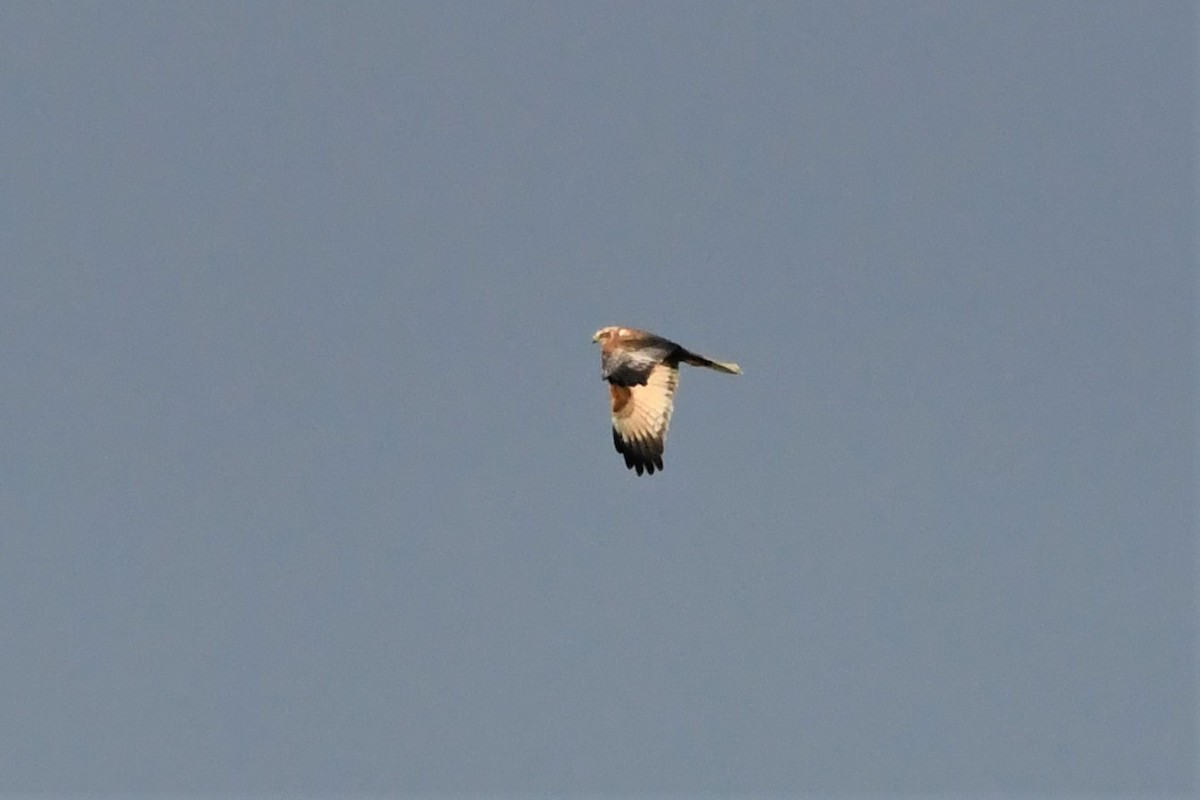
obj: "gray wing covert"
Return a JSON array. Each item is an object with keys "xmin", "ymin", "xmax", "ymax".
[{"xmin": 601, "ymin": 336, "xmax": 678, "ymax": 386}]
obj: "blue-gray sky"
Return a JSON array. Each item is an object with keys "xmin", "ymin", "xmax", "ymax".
[{"xmin": 1, "ymin": 1, "xmax": 1194, "ymax": 795}]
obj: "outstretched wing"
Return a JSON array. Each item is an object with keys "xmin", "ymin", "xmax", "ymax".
[
  {"xmin": 601, "ymin": 333, "xmax": 679, "ymax": 386},
  {"xmin": 610, "ymin": 363, "xmax": 679, "ymax": 475}
]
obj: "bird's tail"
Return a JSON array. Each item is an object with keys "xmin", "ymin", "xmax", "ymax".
[{"xmin": 681, "ymin": 350, "xmax": 742, "ymax": 375}]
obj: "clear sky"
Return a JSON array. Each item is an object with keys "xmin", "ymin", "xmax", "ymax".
[{"xmin": 1, "ymin": 1, "xmax": 1194, "ymax": 795}]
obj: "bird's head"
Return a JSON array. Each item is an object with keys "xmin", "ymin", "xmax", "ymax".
[{"xmin": 592, "ymin": 326, "xmax": 626, "ymax": 344}]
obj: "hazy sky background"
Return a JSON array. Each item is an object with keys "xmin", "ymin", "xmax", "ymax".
[{"xmin": 1, "ymin": 1, "xmax": 1194, "ymax": 795}]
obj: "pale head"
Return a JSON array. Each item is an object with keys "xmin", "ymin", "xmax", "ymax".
[{"xmin": 592, "ymin": 325, "xmax": 628, "ymax": 343}]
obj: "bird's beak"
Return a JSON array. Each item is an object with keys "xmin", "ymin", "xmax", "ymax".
[{"xmin": 591, "ymin": 333, "xmax": 599, "ymax": 343}]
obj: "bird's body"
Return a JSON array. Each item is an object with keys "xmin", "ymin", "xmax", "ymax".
[{"xmin": 592, "ymin": 326, "xmax": 741, "ymax": 475}]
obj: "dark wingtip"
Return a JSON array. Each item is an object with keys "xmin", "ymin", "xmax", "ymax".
[{"xmin": 612, "ymin": 427, "xmax": 665, "ymax": 476}]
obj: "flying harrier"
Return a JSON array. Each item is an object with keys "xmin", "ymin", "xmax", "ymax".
[{"xmin": 592, "ymin": 326, "xmax": 741, "ymax": 476}]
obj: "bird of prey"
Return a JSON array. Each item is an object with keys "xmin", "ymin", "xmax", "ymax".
[{"xmin": 591, "ymin": 325, "xmax": 741, "ymax": 475}]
